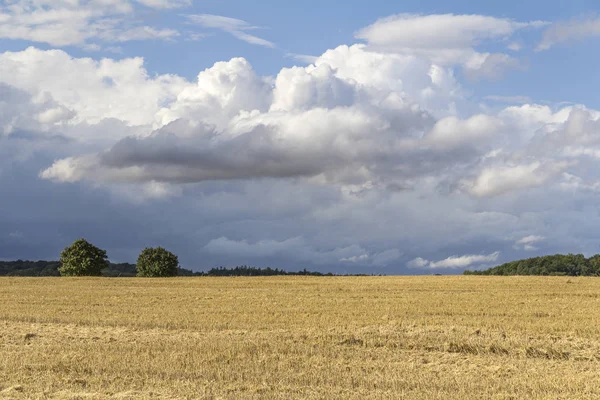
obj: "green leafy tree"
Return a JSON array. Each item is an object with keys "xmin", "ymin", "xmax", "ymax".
[
  {"xmin": 464, "ymin": 253, "xmax": 595, "ymax": 276},
  {"xmin": 588, "ymin": 254, "xmax": 600, "ymax": 276},
  {"xmin": 59, "ymin": 238, "xmax": 108, "ymax": 276},
  {"xmin": 136, "ymin": 247, "xmax": 179, "ymax": 277}
]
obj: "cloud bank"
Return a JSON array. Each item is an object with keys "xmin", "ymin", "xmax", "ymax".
[{"xmin": 3, "ymin": 11, "xmax": 600, "ymax": 271}]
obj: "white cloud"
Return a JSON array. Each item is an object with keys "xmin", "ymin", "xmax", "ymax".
[
  {"xmin": 135, "ymin": 0, "xmax": 191, "ymax": 9},
  {"xmin": 355, "ymin": 14, "xmax": 546, "ymax": 78},
  {"xmin": 0, "ymin": 83, "xmax": 77, "ymax": 136},
  {"xmin": 35, "ymin": 106, "xmax": 76, "ymax": 125},
  {"xmin": 110, "ymin": 26, "xmax": 180, "ymax": 42},
  {"xmin": 270, "ymin": 63, "xmax": 356, "ymax": 112},
  {"xmin": 515, "ymin": 235, "xmax": 545, "ymax": 251},
  {"xmin": 7, "ymin": 13, "xmax": 600, "ymax": 270},
  {"xmin": 285, "ymin": 53, "xmax": 319, "ymax": 64},
  {"xmin": 409, "ymin": 252, "xmax": 500, "ymax": 269},
  {"xmin": 0, "ymin": 47, "xmax": 189, "ymax": 127},
  {"xmin": 407, "ymin": 257, "xmax": 429, "ymax": 268},
  {"xmin": 466, "ymin": 161, "xmax": 572, "ymax": 197},
  {"xmin": 40, "ymin": 157, "xmax": 90, "ymax": 183},
  {"xmin": 340, "ymin": 254, "xmax": 369, "ymax": 263},
  {"xmin": 156, "ymin": 57, "xmax": 273, "ymax": 128},
  {"xmin": 507, "ymin": 42, "xmax": 523, "ymax": 51},
  {"xmin": 517, "ymin": 235, "xmax": 546, "ymax": 245},
  {"xmin": 187, "ymin": 14, "xmax": 275, "ymax": 48},
  {"xmin": 563, "ymin": 147, "xmax": 600, "ymax": 159},
  {"xmin": 559, "ymin": 172, "xmax": 600, "ymax": 193},
  {"xmin": 0, "ymin": 0, "xmax": 182, "ymax": 47},
  {"xmin": 463, "ymin": 52, "xmax": 521, "ymax": 80},
  {"xmin": 423, "ymin": 114, "xmax": 504, "ymax": 149},
  {"xmin": 356, "ymin": 14, "xmax": 526, "ymax": 50},
  {"xmin": 29, "ymin": 44, "xmax": 598, "ymax": 203},
  {"xmin": 431, "ymin": 252, "xmax": 500, "ymax": 268},
  {"xmin": 313, "ymin": 45, "xmax": 463, "ymax": 115},
  {"xmin": 538, "ymin": 16, "xmax": 600, "ymax": 51}
]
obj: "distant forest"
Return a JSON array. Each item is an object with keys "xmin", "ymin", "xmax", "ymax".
[
  {"xmin": 8, "ymin": 254, "xmax": 600, "ymax": 277},
  {"xmin": 464, "ymin": 254, "xmax": 600, "ymax": 276},
  {"xmin": 0, "ymin": 261, "xmax": 340, "ymax": 277}
]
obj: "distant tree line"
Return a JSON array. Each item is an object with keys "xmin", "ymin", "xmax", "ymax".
[
  {"xmin": 0, "ymin": 261, "xmax": 341, "ymax": 277},
  {"xmin": 464, "ymin": 254, "xmax": 600, "ymax": 276},
  {"xmin": 204, "ymin": 266, "xmax": 336, "ymax": 276},
  {"xmin": 0, "ymin": 238, "xmax": 345, "ymax": 277},
  {"xmin": 0, "ymin": 260, "xmax": 62, "ymax": 277},
  {"xmin": 0, "ymin": 259, "xmax": 196, "ymax": 277}
]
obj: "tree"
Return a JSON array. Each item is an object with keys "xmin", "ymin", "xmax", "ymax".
[
  {"xmin": 136, "ymin": 247, "xmax": 179, "ymax": 277},
  {"xmin": 589, "ymin": 254, "xmax": 600, "ymax": 276},
  {"xmin": 59, "ymin": 238, "xmax": 108, "ymax": 276}
]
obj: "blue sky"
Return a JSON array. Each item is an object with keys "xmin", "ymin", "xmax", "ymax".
[
  {"xmin": 3, "ymin": 0, "xmax": 596, "ymax": 104},
  {"xmin": 2, "ymin": 0, "xmax": 600, "ymax": 273},
  {"xmin": 40, "ymin": 0, "xmax": 600, "ymax": 107}
]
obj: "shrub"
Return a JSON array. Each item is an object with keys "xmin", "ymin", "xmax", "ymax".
[
  {"xmin": 59, "ymin": 238, "xmax": 108, "ymax": 276},
  {"xmin": 136, "ymin": 247, "xmax": 179, "ymax": 277}
]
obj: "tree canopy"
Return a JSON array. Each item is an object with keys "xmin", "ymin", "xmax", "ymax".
[
  {"xmin": 136, "ymin": 247, "xmax": 179, "ymax": 277},
  {"xmin": 464, "ymin": 253, "xmax": 600, "ymax": 276},
  {"xmin": 59, "ymin": 238, "xmax": 109, "ymax": 276}
]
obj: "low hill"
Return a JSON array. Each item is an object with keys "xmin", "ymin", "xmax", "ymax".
[{"xmin": 464, "ymin": 253, "xmax": 600, "ymax": 276}]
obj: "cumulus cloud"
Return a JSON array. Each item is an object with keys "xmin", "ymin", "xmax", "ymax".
[
  {"xmin": 187, "ymin": 14, "xmax": 275, "ymax": 48},
  {"xmin": 5, "ymin": 12, "xmax": 600, "ymax": 270},
  {"xmin": 409, "ymin": 252, "xmax": 500, "ymax": 269},
  {"xmin": 36, "ymin": 45, "xmax": 494, "ymax": 186},
  {"xmin": 0, "ymin": 47, "xmax": 189, "ymax": 127},
  {"xmin": 31, "ymin": 42, "xmax": 600, "ymax": 204},
  {"xmin": 40, "ymin": 104, "xmax": 495, "ymax": 185},
  {"xmin": 538, "ymin": 16, "xmax": 600, "ymax": 51},
  {"xmin": 0, "ymin": 83, "xmax": 76, "ymax": 136},
  {"xmin": 155, "ymin": 57, "xmax": 272, "ymax": 128}
]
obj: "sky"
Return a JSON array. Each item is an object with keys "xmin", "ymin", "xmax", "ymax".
[{"xmin": 2, "ymin": 0, "xmax": 600, "ymax": 274}]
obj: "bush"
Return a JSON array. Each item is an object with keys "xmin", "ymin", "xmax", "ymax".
[
  {"xmin": 59, "ymin": 238, "xmax": 108, "ymax": 276},
  {"xmin": 136, "ymin": 247, "xmax": 179, "ymax": 277}
]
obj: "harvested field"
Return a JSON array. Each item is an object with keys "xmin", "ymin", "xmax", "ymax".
[{"xmin": 1, "ymin": 276, "xmax": 600, "ymax": 399}]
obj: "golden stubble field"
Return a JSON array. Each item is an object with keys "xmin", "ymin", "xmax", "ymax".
[{"xmin": 2, "ymin": 276, "xmax": 600, "ymax": 399}]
